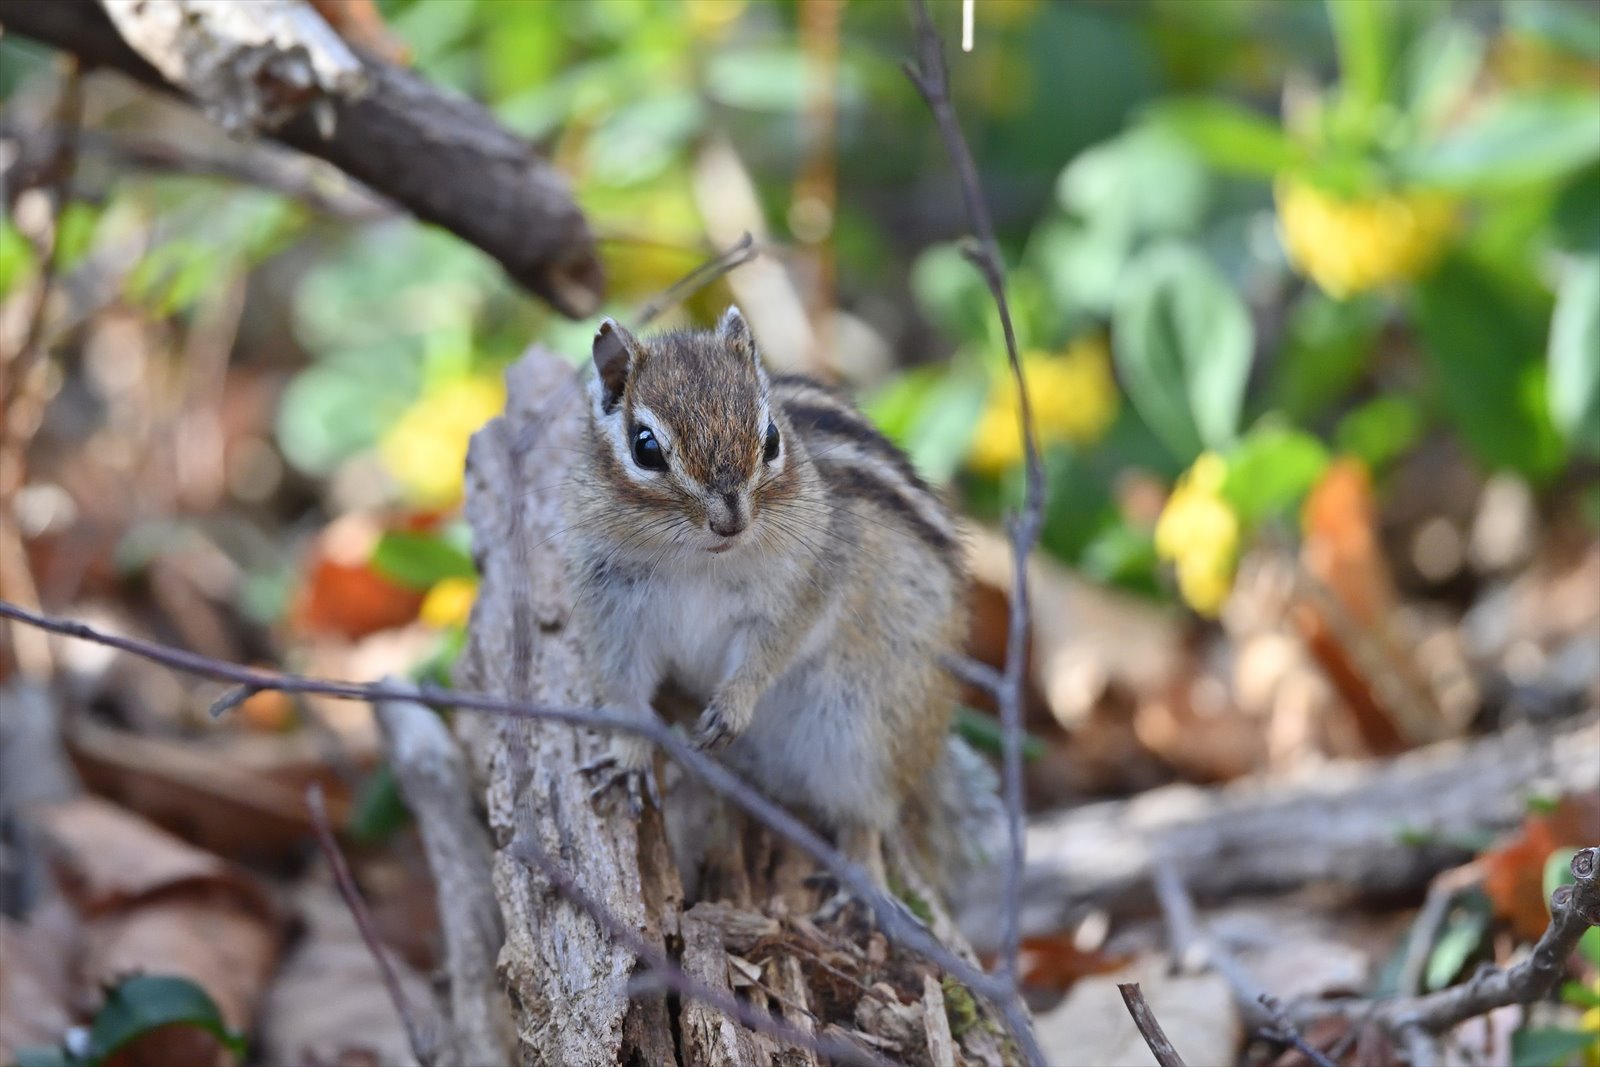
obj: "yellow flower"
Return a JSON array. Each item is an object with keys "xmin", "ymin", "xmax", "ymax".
[
  {"xmin": 1154, "ymin": 452, "xmax": 1240, "ymax": 616},
  {"xmin": 1275, "ymin": 178, "xmax": 1457, "ymax": 299},
  {"xmin": 967, "ymin": 337, "xmax": 1119, "ymax": 474},
  {"xmin": 379, "ymin": 375, "xmax": 506, "ymax": 508},
  {"xmin": 419, "ymin": 576, "xmax": 477, "ymax": 629},
  {"xmin": 686, "ymin": 0, "xmax": 746, "ymax": 40}
]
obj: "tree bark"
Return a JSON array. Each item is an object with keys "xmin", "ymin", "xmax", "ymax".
[
  {"xmin": 0, "ymin": 0, "xmax": 603, "ymax": 316},
  {"xmin": 453, "ymin": 347, "xmax": 1012, "ymax": 1066}
]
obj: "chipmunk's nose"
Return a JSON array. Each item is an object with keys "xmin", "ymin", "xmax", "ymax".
[{"xmin": 708, "ymin": 492, "xmax": 748, "ymax": 538}]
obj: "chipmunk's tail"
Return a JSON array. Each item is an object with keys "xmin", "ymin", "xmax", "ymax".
[{"xmin": 903, "ymin": 734, "xmax": 1004, "ymax": 898}]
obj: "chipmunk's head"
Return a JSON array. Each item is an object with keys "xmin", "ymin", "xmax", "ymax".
[{"xmin": 585, "ymin": 308, "xmax": 800, "ymax": 557}]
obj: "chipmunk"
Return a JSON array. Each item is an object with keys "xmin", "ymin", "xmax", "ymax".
[{"xmin": 562, "ymin": 307, "xmax": 998, "ymax": 896}]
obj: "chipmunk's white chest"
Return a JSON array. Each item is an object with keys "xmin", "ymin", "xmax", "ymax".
[{"xmin": 640, "ymin": 574, "xmax": 745, "ymax": 697}]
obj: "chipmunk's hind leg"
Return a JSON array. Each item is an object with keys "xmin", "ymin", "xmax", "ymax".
[{"xmin": 810, "ymin": 824, "xmax": 926, "ymax": 931}]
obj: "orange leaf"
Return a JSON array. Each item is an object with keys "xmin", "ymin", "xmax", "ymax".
[{"xmin": 1017, "ymin": 932, "xmax": 1130, "ymax": 993}]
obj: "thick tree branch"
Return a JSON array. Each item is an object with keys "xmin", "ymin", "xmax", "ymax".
[{"xmin": 0, "ymin": 0, "xmax": 603, "ymax": 316}]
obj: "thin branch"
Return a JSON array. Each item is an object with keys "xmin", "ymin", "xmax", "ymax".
[
  {"xmin": 1118, "ymin": 983, "xmax": 1189, "ymax": 1067},
  {"xmin": 0, "ymin": 597, "xmax": 1027, "ymax": 1036},
  {"xmin": 1154, "ymin": 865, "xmax": 1337, "ymax": 1067},
  {"xmin": 305, "ymin": 783, "xmax": 438, "ymax": 1066},
  {"xmin": 1292, "ymin": 847, "xmax": 1600, "ymax": 1038},
  {"xmin": 940, "ymin": 652, "xmax": 1004, "ymax": 697},
  {"xmin": 510, "ymin": 829, "xmax": 898, "ymax": 1067},
  {"xmin": 903, "ymin": 4, "xmax": 1046, "ymax": 1042},
  {"xmin": 631, "ymin": 231, "xmax": 758, "ymax": 328}
]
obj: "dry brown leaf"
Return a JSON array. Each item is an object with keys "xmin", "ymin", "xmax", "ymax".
[
  {"xmin": 1016, "ymin": 931, "xmax": 1131, "ymax": 994},
  {"xmin": 260, "ymin": 881, "xmax": 427, "ymax": 1067},
  {"xmin": 1482, "ymin": 792, "xmax": 1600, "ymax": 941},
  {"xmin": 290, "ymin": 517, "xmax": 423, "ymax": 640},
  {"xmin": 0, "ymin": 900, "xmax": 81, "ymax": 1063},
  {"xmin": 67, "ymin": 721, "xmax": 353, "ymax": 867},
  {"xmin": 1298, "ymin": 460, "xmax": 1436, "ymax": 754},
  {"xmin": 32, "ymin": 798, "xmax": 282, "ymax": 1035}
]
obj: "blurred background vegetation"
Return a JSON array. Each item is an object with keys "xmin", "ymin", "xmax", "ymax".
[{"xmin": 6, "ymin": 0, "xmax": 1596, "ymax": 640}]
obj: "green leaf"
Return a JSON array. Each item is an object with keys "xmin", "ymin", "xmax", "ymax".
[
  {"xmin": 910, "ymin": 244, "xmax": 994, "ymax": 345},
  {"xmin": 88, "ymin": 974, "xmax": 245, "ymax": 1061},
  {"xmin": 1337, "ymin": 396, "xmax": 1423, "ymax": 470},
  {"xmin": 1507, "ymin": 0, "xmax": 1600, "ymax": 63},
  {"xmin": 1413, "ymin": 255, "xmax": 1566, "ymax": 480},
  {"xmin": 1146, "ymin": 99, "xmax": 1300, "ymax": 176},
  {"xmin": 1564, "ymin": 979, "xmax": 1600, "ymax": 1008},
  {"xmin": 1511, "ymin": 1027, "xmax": 1599, "ymax": 1067},
  {"xmin": 1113, "ymin": 243, "xmax": 1254, "ymax": 460},
  {"xmin": 1548, "ymin": 255, "xmax": 1600, "ymax": 457},
  {"xmin": 1329, "ymin": 0, "xmax": 1394, "ymax": 116},
  {"xmin": 1551, "ymin": 165, "xmax": 1600, "ymax": 255},
  {"xmin": 1406, "ymin": 95, "xmax": 1600, "ymax": 192},
  {"xmin": 953, "ymin": 706, "xmax": 1046, "ymax": 762},
  {"xmin": 349, "ymin": 762, "xmax": 413, "ymax": 844},
  {"xmin": 1056, "ymin": 124, "xmax": 1211, "ymax": 237},
  {"xmin": 1222, "ymin": 424, "xmax": 1329, "ymax": 526},
  {"xmin": 369, "ymin": 530, "xmax": 477, "ymax": 591},
  {"xmin": 1268, "ymin": 291, "xmax": 1384, "ymax": 423},
  {"xmin": 1425, "ymin": 898, "xmax": 1489, "ymax": 991},
  {"xmin": 1403, "ymin": 19, "xmax": 1485, "ymax": 134},
  {"xmin": 13, "ymin": 1045, "xmax": 81, "ymax": 1067}
]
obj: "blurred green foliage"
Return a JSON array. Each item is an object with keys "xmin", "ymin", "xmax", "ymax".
[{"xmin": 2, "ymin": 0, "xmax": 1597, "ymax": 618}]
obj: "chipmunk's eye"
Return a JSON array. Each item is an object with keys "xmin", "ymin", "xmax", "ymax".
[
  {"xmin": 763, "ymin": 421, "xmax": 780, "ymax": 463},
  {"xmin": 632, "ymin": 425, "xmax": 667, "ymax": 471}
]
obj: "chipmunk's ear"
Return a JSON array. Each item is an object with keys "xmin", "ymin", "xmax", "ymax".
[
  {"xmin": 593, "ymin": 317, "xmax": 641, "ymax": 413},
  {"xmin": 718, "ymin": 305, "xmax": 756, "ymax": 363}
]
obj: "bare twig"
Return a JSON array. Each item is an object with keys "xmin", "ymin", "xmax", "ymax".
[
  {"xmin": 631, "ymin": 231, "xmax": 758, "ymax": 328},
  {"xmin": 940, "ymin": 652, "xmax": 1005, "ymax": 696},
  {"xmin": 305, "ymin": 783, "xmax": 438, "ymax": 1066},
  {"xmin": 1118, "ymin": 983, "xmax": 1189, "ymax": 1067},
  {"xmin": 1154, "ymin": 865, "xmax": 1337, "ymax": 1067},
  {"xmin": 1293, "ymin": 847, "xmax": 1600, "ymax": 1039},
  {"xmin": 0, "ymin": 597, "xmax": 1028, "ymax": 1038},
  {"xmin": 903, "ymin": 4, "xmax": 1045, "ymax": 1030},
  {"xmin": 509, "ymin": 828, "xmax": 898, "ymax": 1067}
]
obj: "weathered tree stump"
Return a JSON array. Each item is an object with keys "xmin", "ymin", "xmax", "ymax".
[{"xmin": 452, "ymin": 347, "xmax": 1012, "ymax": 1066}]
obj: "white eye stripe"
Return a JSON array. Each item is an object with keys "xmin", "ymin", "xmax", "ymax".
[{"xmin": 630, "ymin": 404, "xmax": 673, "ymax": 451}]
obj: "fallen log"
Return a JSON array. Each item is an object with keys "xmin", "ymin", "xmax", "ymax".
[{"xmin": 963, "ymin": 712, "xmax": 1600, "ymax": 948}]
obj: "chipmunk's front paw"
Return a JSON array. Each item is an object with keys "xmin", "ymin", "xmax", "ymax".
[
  {"xmin": 580, "ymin": 740, "xmax": 659, "ymax": 816},
  {"xmin": 692, "ymin": 699, "xmax": 748, "ymax": 753}
]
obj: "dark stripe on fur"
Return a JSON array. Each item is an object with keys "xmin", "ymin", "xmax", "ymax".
[
  {"xmin": 780, "ymin": 399, "xmax": 935, "ymax": 497},
  {"xmin": 816, "ymin": 461, "xmax": 960, "ymax": 560}
]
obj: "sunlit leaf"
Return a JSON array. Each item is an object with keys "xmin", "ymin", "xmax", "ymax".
[
  {"xmin": 1548, "ymin": 255, "xmax": 1600, "ymax": 457},
  {"xmin": 1222, "ymin": 423, "xmax": 1329, "ymax": 526},
  {"xmin": 1112, "ymin": 243, "xmax": 1252, "ymax": 460},
  {"xmin": 1145, "ymin": 99, "xmax": 1300, "ymax": 176},
  {"xmin": 1329, "ymin": 0, "xmax": 1395, "ymax": 116},
  {"xmin": 1406, "ymin": 95, "xmax": 1600, "ymax": 191},
  {"xmin": 1413, "ymin": 255, "xmax": 1565, "ymax": 479},
  {"xmin": 370, "ymin": 530, "xmax": 477, "ymax": 591}
]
